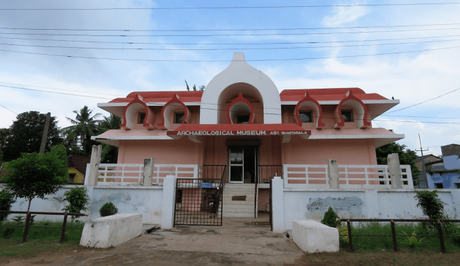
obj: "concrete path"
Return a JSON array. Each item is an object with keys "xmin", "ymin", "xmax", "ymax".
[{"xmin": 51, "ymin": 218, "xmax": 304, "ymax": 265}]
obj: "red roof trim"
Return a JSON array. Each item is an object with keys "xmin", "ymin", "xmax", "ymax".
[
  {"xmin": 157, "ymin": 94, "xmax": 189, "ymax": 129},
  {"xmin": 226, "ymin": 93, "xmax": 254, "ymax": 124}
]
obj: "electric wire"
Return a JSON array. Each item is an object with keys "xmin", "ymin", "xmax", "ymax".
[
  {"xmin": 0, "ymin": 82, "xmax": 122, "ymax": 97},
  {"xmin": 2, "ymin": 22, "xmax": 460, "ymax": 32},
  {"xmin": 2, "ymin": 27, "xmax": 460, "ymax": 37},
  {"xmin": 0, "ymin": 84, "xmax": 113, "ymax": 100},
  {"xmin": 0, "ymin": 103, "xmax": 18, "ymax": 115},
  {"xmin": 387, "ymin": 87, "xmax": 460, "ymax": 113},
  {"xmin": 2, "ymin": 45, "xmax": 460, "ymax": 62},
  {"xmin": 1, "ymin": 3, "xmax": 460, "ymax": 11},
  {"xmin": 2, "ymin": 38, "xmax": 460, "ymax": 51},
  {"xmin": 2, "ymin": 34, "xmax": 460, "ymax": 46}
]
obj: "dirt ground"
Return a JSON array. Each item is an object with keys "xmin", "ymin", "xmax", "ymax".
[
  {"xmin": 2, "ymin": 218, "xmax": 460, "ymax": 266},
  {"xmin": 1, "ymin": 218, "xmax": 303, "ymax": 266}
]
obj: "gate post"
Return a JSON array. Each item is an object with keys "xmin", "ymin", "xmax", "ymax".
[
  {"xmin": 328, "ymin": 159, "xmax": 339, "ymax": 189},
  {"xmin": 272, "ymin": 176, "xmax": 285, "ymax": 233},
  {"xmin": 143, "ymin": 157, "xmax": 154, "ymax": 186},
  {"xmin": 388, "ymin": 153, "xmax": 403, "ymax": 189},
  {"xmin": 161, "ymin": 175, "xmax": 177, "ymax": 229},
  {"xmin": 86, "ymin": 145, "xmax": 102, "ymax": 186}
]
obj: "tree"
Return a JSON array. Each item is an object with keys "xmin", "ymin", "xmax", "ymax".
[
  {"xmin": 62, "ymin": 106, "xmax": 101, "ymax": 157},
  {"xmin": 376, "ymin": 142, "xmax": 420, "ymax": 183},
  {"xmin": 0, "ymin": 189, "xmax": 15, "ymax": 222},
  {"xmin": 98, "ymin": 114, "xmax": 121, "ymax": 163},
  {"xmin": 0, "ymin": 128, "xmax": 10, "ymax": 164},
  {"xmin": 4, "ymin": 144, "xmax": 68, "ymax": 212},
  {"xmin": 2, "ymin": 112, "xmax": 62, "ymax": 162},
  {"xmin": 62, "ymin": 187, "xmax": 90, "ymax": 222}
]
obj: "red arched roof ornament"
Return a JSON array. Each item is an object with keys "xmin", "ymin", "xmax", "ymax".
[
  {"xmin": 294, "ymin": 92, "xmax": 325, "ymax": 129},
  {"xmin": 226, "ymin": 93, "xmax": 255, "ymax": 124},
  {"xmin": 334, "ymin": 90, "xmax": 371, "ymax": 129},
  {"xmin": 121, "ymin": 94, "xmax": 155, "ymax": 130},
  {"xmin": 157, "ymin": 94, "xmax": 190, "ymax": 130}
]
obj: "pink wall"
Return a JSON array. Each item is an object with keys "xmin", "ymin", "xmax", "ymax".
[
  {"xmin": 117, "ymin": 138, "xmax": 202, "ymax": 164},
  {"xmin": 283, "ymin": 138, "xmax": 378, "ymax": 165},
  {"xmin": 201, "ymin": 136, "xmax": 282, "ymax": 166},
  {"xmin": 258, "ymin": 189, "xmax": 270, "ymax": 211}
]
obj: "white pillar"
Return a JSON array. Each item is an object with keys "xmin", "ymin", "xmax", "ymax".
[
  {"xmin": 86, "ymin": 145, "xmax": 102, "ymax": 186},
  {"xmin": 161, "ymin": 175, "xmax": 177, "ymax": 229},
  {"xmin": 388, "ymin": 153, "xmax": 403, "ymax": 189},
  {"xmin": 272, "ymin": 176, "xmax": 285, "ymax": 233},
  {"xmin": 143, "ymin": 157, "xmax": 154, "ymax": 186},
  {"xmin": 328, "ymin": 159, "xmax": 339, "ymax": 189}
]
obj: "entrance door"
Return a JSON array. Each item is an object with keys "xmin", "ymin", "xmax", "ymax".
[{"xmin": 229, "ymin": 147, "xmax": 257, "ymax": 183}]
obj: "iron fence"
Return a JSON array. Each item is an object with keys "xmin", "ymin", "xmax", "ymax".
[
  {"xmin": 0, "ymin": 210, "xmax": 88, "ymax": 243},
  {"xmin": 174, "ymin": 178, "xmax": 224, "ymax": 226},
  {"xmin": 339, "ymin": 218, "xmax": 460, "ymax": 253}
]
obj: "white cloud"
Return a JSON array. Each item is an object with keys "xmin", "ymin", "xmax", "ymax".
[{"xmin": 323, "ymin": 1, "xmax": 370, "ymax": 26}]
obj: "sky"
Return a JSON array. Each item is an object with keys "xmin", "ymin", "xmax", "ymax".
[{"xmin": 1, "ymin": 0, "xmax": 460, "ymax": 156}]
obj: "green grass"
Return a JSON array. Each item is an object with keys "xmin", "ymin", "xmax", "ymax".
[
  {"xmin": 339, "ymin": 222, "xmax": 460, "ymax": 253},
  {"xmin": 0, "ymin": 239, "xmax": 78, "ymax": 258},
  {"xmin": 0, "ymin": 220, "xmax": 84, "ymax": 243}
]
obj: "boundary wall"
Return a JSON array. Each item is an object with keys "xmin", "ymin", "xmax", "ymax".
[
  {"xmin": 271, "ymin": 177, "xmax": 460, "ymax": 232},
  {"xmin": 1, "ymin": 184, "xmax": 164, "ymax": 224}
]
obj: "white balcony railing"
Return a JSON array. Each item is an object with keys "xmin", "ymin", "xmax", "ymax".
[
  {"xmin": 283, "ymin": 164, "xmax": 413, "ymax": 189},
  {"xmin": 95, "ymin": 164, "xmax": 199, "ymax": 186}
]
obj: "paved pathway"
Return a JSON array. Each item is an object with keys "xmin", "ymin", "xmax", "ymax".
[{"xmin": 51, "ymin": 218, "xmax": 304, "ymax": 265}]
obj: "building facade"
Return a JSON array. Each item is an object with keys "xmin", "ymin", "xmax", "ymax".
[{"xmin": 92, "ymin": 52, "xmax": 408, "ymax": 218}]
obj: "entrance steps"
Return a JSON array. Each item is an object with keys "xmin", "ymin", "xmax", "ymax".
[{"xmin": 222, "ymin": 184, "xmax": 255, "ymax": 218}]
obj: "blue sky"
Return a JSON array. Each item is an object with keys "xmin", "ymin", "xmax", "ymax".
[{"xmin": 1, "ymin": 0, "xmax": 460, "ymax": 155}]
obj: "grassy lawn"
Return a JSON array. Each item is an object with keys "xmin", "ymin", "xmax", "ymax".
[
  {"xmin": 295, "ymin": 249, "xmax": 460, "ymax": 266},
  {"xmin": 0, "ymin": 239, "xmax": 79, "ymax": 258},
  {"xmin": 0, "ymin": 221, "xmax": 87, "ymax": 264},
  {"xmin": 339, "ymin": 221, "xmax": 460, "ymax": 253},
  {"xmin": 0, "ymin": 220, "xmax": 84, "ymax": 243}
]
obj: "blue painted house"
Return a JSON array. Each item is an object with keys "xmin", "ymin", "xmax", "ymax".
[{"xmin": 426, "ymin": 144, "xmax": 460, "ymax": 189}]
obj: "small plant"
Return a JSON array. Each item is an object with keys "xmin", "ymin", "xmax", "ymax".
[
  {"xmin": 62, "ymin": 187, "xmax": 90, "ymax": 222},
  {"xmin": 99, "ymin": 202, "xmax": 118, "ymax": 217},
  {"xmin": 12, "ymin": 215, "xmax": 24, "ymax": 224},
  {"xmin": 338, "ymin": 223, "xmax": 349, "ymax": 241},
  {"xmin": 401, "ymin": 231, "xmax": 425, "ymax": 248},
  {"xmin": 321, "ymin": 206, "xmax": 341, "ymax": 228}
]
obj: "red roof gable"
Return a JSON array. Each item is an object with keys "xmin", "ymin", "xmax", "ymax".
[
  {"xmin": 280, "ymin": 88, "xmax": 388, "ymax": 102},
  {"xmin": 109, "ymin": 91, "xmax": 203, "ymax": 103}
]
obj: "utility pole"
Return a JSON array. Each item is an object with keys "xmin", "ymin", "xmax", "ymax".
[
  {"xmin": 415, "ymin": 134, "xmax": 429, "ymax": 188},
  {"xmin": 39, "ymin": 112, "xmax": 51, "ymax": 154}
]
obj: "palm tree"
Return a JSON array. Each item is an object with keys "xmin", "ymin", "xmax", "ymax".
[
  {"xmin": 63, "ymin": 106, "xmax": 101, "ymax": 156},
  {"xmin": 98, "ymin": 114, "xmax": 121, "ymax": 163},
  {"xmin": 185, "ymin": 80, "xmax": 205, "ymax": 91}
]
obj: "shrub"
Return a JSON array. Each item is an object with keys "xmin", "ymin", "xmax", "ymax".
[
  {"xmin": 99, "ymin": 202, "xmax": 118, "ymax": 217},
  {"xmin": 321, "ymin": 206, "xmax": 341, "ymax": 228},
  {"xmin": 414, "ymin": 190, "xmax": 453, "ymax": 233},
  {"xmin": 414, "ymin": 190, "xmax": 446, "ymax": 220},
  {"xmin": 0, "ymin": 189, "xmax": 15, "ymax": 222},
  {"xmin": 62, "ymin": 187, "xmax": 90, "ymax": 222}
]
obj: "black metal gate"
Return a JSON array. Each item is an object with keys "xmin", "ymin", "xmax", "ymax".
[{"xmin": 174, "ymin": 177, "xmax": 224, "ymax": 226}]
